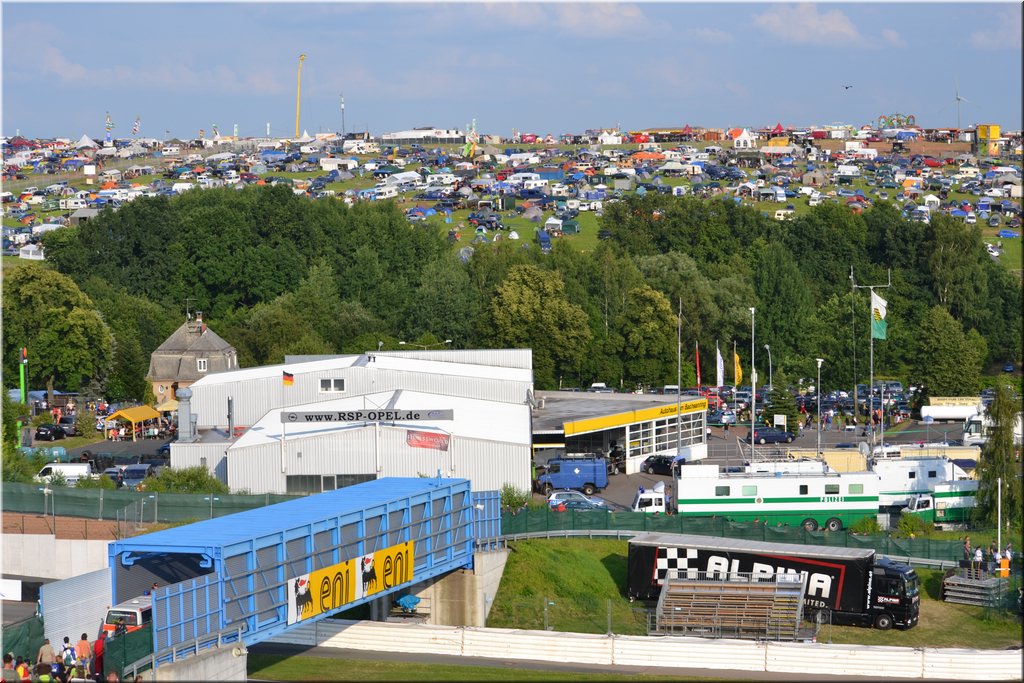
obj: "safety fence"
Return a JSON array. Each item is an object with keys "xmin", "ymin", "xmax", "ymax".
[
  {"xmin": 500, "ymin": 508, "xmax": 971, "ymax": 562},
  {"xmin": 268, "ymin": 619, "xmax": 1023, "ymax": 681},
  {"xmin": 0, "ymin": 615, "xmax": 44, "ymax": 666},
  {"xmin": 2, "ymin": 482, "xmax": 299, "ymax": 525}
]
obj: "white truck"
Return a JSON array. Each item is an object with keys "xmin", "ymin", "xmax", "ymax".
[{"xmin": 962, "ymin": 412, "xmax": 1023, "ymax": 447}]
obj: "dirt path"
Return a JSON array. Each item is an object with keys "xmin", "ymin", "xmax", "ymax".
[{"xmin": 2, "ymin": 512, "xmax": 121, "ymax": 540}]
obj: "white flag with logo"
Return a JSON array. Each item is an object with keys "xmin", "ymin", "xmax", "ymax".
[{"xmin": 716, "ymin": 341, "xmax": 724, "ymax": 389}]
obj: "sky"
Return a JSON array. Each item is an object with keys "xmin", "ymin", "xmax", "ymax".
[{"xmin": 2, "ymin": 1, "xmax": 1021, "ymax": 140}]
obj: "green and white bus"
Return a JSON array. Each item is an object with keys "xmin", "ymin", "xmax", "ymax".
[{"xmin": 674, "ymin": 464, "xmax": 880, "ymax": 532}]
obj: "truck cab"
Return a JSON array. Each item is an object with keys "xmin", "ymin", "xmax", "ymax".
[{"xmin": 631, "ymin": 481, "xmax": 668, "ymax": 514}]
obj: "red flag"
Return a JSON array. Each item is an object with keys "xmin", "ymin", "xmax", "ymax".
[{"xmin": 695, "ymin": 341, "xmax": 701, "ymax": 388}]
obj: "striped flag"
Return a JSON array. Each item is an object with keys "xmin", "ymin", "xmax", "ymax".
[
  {"xmin": 132, "ymin": 117, "xmax": 140, "ymax": 136},
  {"xmin": 282, "ymin": 371, "xmax": 294, "ymax": 386}
]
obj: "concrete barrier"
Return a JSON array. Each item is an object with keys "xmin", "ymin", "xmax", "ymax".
[
  {"xmin": 2, "ymin": 534, "xmax": 108, "ymax": 579},
  {"xmin": 268, "ymin": 621, "xmax": 1022, "ymax": 680}
]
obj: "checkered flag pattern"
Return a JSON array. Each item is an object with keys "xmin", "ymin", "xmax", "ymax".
[{"xmin": 655, "ymin": 547, "xmax": 699, "ymax": 583}]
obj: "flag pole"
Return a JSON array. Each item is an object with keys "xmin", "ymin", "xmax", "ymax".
[
  {"xmin": 853, "ymin": 269, "xmax": 891, "ymax": 451},
  {"xmin": 676, "ymin": 298, "xmax": 682, "ymax": 458}
]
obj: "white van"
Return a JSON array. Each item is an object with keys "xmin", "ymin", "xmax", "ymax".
[
  {"xmin": 374, "ymin": 186, "xmax": 398, "ymax": 200},
  {"xmin": 35, "ymin": 462, "xmax": 94, "ymax": 486},
  {"xmin": 161, "ymin": 145, "xmax": 181, "ymax": 156}
]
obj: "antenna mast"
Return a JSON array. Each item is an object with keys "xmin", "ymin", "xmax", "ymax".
[{"xmin": 295, "ymin": 54, "xmax": 306, "ymax": 139}]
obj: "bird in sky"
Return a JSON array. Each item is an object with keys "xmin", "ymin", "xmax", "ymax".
[{"xmin": 842, "ymin": 84, "xmax": 854, "ymax": 90}]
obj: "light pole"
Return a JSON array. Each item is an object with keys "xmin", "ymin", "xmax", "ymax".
[
  {"xmin": 750, "ymin": 308, "xmax": 756, "ymax": 444},
  {"xmin": 399, "ymin": 339, "xmax": 452, "ymax": 350},
  {"xmin": 816, "ymin": 358, "xmax": 824, "ymax": 456},
  {"xmin": 764, "ymin": 344, "xmax": 773, "ymax": 392},
  {"xmin": 203, "ymin": 495, "xmax": 220, "ymax": 519}
]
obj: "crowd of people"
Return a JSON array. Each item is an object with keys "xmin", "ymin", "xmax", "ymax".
[{"xmin": 1, "ymin": 632, "xmax": 142, "ymax": 683}]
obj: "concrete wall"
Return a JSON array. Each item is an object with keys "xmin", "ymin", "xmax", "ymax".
[
  {"xmin": 3, "ymin": 535, "xmax": 108, "ymax": 579},
  {"xmin": 368, "ymin": 548, "xmax": 508, "ymax": 627},
  {"xmin": 153, "ymin": 646, "xmax": 247, "ymax": 682}
]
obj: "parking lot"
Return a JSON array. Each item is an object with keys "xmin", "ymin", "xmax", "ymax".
[{"xmin": 535, "ymin": 420, "xmax": 937, "ymax": 512}]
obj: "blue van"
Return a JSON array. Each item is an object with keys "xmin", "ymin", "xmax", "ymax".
[{"xmin": 535, "ymin": 456, "xmax": 609, "ymax": 496}]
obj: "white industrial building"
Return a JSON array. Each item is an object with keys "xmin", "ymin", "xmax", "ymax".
[{"xmin": 169, "ymin": 350, "xmax": 533, "ymax": 494}]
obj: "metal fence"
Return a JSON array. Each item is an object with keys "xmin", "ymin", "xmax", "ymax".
[
  {"xmin": 1, "ymin": 482, "xmax": 299, "ymax": 524},
  {"xmin": 486, "ymin": 596, "xmax": 651, "ymax": 636},
  {"xmin": 500, "ymin": 508, "xmax": 970, "ymax": 562}
]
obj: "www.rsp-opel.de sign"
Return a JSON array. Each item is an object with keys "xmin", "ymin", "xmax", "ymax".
[{"xmin": 280, "ymin": 409, "xmax": 454, "ymax": 423}]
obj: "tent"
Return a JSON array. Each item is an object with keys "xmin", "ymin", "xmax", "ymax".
[
  {"xmin": 75, "ymin": 134, "xmax": 99, "ymax": 149},
  {"xmin": 105, "ymin": 405, "xmax": 161, "ymax": 442}
]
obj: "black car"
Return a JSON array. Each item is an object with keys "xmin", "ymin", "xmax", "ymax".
[
  {"xmin": 35, "ymin": 424, "xmax": 66, "ymax": 441},
  {"xmin": 640, "ymin": 455, "xmax": 675, "ymax": 475},
  {"xmin": 744, "ymin": 427, "xmax": 793, "ymax": 445}
]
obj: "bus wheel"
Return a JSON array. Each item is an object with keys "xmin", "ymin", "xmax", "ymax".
[
  {"xmin": 826, "ymin": 518, "xmax": 843, "ymax": 532},
  {"xmin": 802, "ymin": 518, "xmax": 819, "ymax": 532},
  {"xmin": 874, "ymin": 613, "xmax": 893, "ymax": 630}
]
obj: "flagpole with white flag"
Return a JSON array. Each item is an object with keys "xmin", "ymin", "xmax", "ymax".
[
  {"xmin": 854, "ymin": 269, "xmax": 891, "ymax": 451},
  {"xmin": 716, "ymin": 341, "xmax": 724, "ymax": 392}
]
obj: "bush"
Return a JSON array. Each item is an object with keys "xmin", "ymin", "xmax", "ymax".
[
  {"xmin": 500, "ymin": 483, "xmax": 530, "ymax": 512},
  {"xmin": 895, "ymin": 512, "xmax": 932, "ymax": 538},
  {"xmin": 849, "ymin": 516, "xmax": 882, "ymax": 535},
  {"xmin": 76, "ymin": 475, "xmax": 117, "ymax": 490},
  {"xmin": 144, "ymin": 466, "xmax": 229, "ymax": 494},
  {"xmin": 47, "ymin": 470, "xmax": 68, "ymax": 488}
]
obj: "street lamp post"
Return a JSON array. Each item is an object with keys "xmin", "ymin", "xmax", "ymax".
[
  {"xmin": 764, "ymin": 344, "xmax": 773, "ymax": 392},
  {"xmin": 750, "ymin": 308, "xmax": 756, "ymax": 447},
  {"xmin": 816, "ymin": 358, "xmax": 824, "ymax": 456},
  {"xmin": 399, "ymin": 340, "xmax": 452, "ymax": 350}
]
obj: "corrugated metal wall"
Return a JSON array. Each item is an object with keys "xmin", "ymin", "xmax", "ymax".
[
  {"xmin": 374, "ymin": 349, "xmax": 533, "ymax": 370},
  {"xmin": 191, "ymin": 364, "xmax": 532, "ymax": 429},
  {"xmin": 222, "ymin": 426, "xmax": 530, "ymax": 494},
  {"xmin": 40, "ymin": 567, "xmax": 111, "ymax": 645}
]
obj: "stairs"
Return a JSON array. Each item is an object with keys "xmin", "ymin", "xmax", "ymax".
[
  {"xmin": 942, "ymin": 570, "xmax": 1009, "ymax": 608},
  {"xmin": 654, "ymin": 572, "xmax": 807, "ymax": 640}
]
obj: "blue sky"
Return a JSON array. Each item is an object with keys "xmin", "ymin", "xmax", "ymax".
[{"xmin": 3, "ymin": 2, "xmax": 1021, "ymax": 140}]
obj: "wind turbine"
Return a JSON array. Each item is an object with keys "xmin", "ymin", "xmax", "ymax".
[{"xmin": 940, "ymin": 80, "xmax": 975, "ymax": 130}]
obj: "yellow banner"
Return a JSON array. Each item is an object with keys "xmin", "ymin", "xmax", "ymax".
[
  {"xmin": 564, "ymin": 399, "xmax": 708, "ymax": 436},
  {"xmin": 287, "ymin": 540, "xmax": 415, "ymax": 624},
  {"xmin": 929, "ymin": 397, "xmax": 981, "ymax": 407}
]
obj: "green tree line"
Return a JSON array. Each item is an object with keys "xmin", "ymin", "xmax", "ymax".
[{"xmin": 3, "ymin": 186, "xmax": 1018, "ymax": 400}]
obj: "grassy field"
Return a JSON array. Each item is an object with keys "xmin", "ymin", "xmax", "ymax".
[
  {"xmin": 246, "ymin": 653, "xmax": 702, "ymax": 681},
  {"xmin": 488, "ymin": 538, "xmax": 1023, "ymax": 649}
]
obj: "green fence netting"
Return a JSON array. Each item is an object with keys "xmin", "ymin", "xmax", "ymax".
[
  {"xmin": 2, "ymin": 482, "xmax": 299, "ymax": 523},
  {"xmin": 500, "ymin": 508, "xmax": 968, "ymax": 562},
  {"xmin": 103, "ymin": 624, "xmax": 153, "ymax": 680},
  {"xmin": 1, "ymin": 614, "xmax": 44, "ymax": 664}
]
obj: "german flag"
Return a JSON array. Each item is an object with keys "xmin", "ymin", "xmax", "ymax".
[{"xmin": 282, "ymin": 371, "xmax": 294, "ymax": 386}]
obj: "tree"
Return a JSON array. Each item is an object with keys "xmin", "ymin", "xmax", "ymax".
[
  {"xmin": 914, "ymin": 306, "xmax": 981, "ymax": 395},
  {"xmin": 614, "ymin": 286, "xmax": 677, "ymax": 388},
  {"xmin": 752, "ymin": 240, "xmax": 814, "ymax": 364},
  {"xmin": 489, "ymin": 265, "xmax": 592, "ymax": 389},
  {"xmin": 2, "ymin": 263, "xmax": 113, "ymax": 392},
  {"xmin": 407, "ymin": 255, "xmax": 481, "ymax": 346},
  {"xmin": 765, "ymin": 385, "xmax": 801, "ymax": 436},
  {"xmin": 974, "ymin": 385, "xmax": 1022, "ymax": 530}
]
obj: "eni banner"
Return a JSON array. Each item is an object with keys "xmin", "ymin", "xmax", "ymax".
[{"xmin": 286, "ymin": 540, "xmax": 415, "ymax": 625}]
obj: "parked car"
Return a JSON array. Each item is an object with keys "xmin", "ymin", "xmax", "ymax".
[
  {"xmin": 547, "ymin": 490, "xmax": 608, "ymax": 509},
  {"xmin": 57, "ymin": 415, "xmax": 78, "ymax": 436},
  {"xmin": 743, "ymin": 427, "xmax": 793, "ymax": 445},
  {"xmin": 35, "ymin": 424, "xmax": 67, "ymax": 441},
  {"xmin": 553, "ymin": 499, "xmax": 606, "ymax": 512},
  {"xmin": 1003, "ymin": 362, "xmax": 1016, "ymax": 373},
  {"xmin": 101, "ymin": 467, "xmax": 124, "ymax": 487},
  {"xmin": 707, "ymin": 409, "xmax": 737, "ymax": 426},
  {"xmin": 640, "ymin": 455, "xmax": 675, "ymax": 475}
]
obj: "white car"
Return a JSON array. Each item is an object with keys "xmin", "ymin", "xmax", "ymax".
[{"xmin": 547, "ymin": 490, "xmax": 607, "ymax": 508}]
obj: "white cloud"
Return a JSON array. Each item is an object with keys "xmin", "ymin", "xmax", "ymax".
[
  {"xmin": 479, "ymin": 2, "xmax": 548, "ymax": 28},
  {"xmin": 555, "ymin": 3, "xmax": 650, "ymax": 36},
  {"xmin": 881, "ymin": 29, "xmax": 906, "ymax": 48},
  {"xmin": 752, "ymin": 4, "xmax": 862, "ymax": 46},
  {"xmin": 969, "ymin": 9, "xmax": 1022, "ymax": 50},
  {"xmin": 689, "ymin": 27, "xmax": 735, "ymax": 45}
]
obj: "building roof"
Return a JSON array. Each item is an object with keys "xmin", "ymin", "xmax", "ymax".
[
  {"xmin": 110, "ymin": 477, "xmax": 466, "ymax": 552},
  {"xmin": 190, "ymin": 352, "xmax": 531, "ymax": 388},
  {"xmin": 234, "ymin": 389, "xmax": 531, "ymax": 447},
  {"xmin": 531, "ymin": 391, "xmax": 701, "ymax": 433},
  {"xmin": 148, "ymin": 318, "xmax": 237, "ymax": 382},
  {"xmin": 630, "ymin": 532, "xmax": 873, "ymax": 560},
  {"xmin": 153, "ymin": 319, "xmax": 233, "ymax": 355}
]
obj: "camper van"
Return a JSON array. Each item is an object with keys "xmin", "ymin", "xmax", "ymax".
[
  {"xmin": 161, "ymin": 145, "xmax": 181, "ymax": 156},
  {"xmin": 374, "ymin": 186, "xmax": 398, "ymax": 200},
  {"xmin": 59, "ymin": 198, "xmax": 87, "ymax": 210},
  {"xmin": 35, "ymin": 462, "xmax": 94, "ymax": 486}
]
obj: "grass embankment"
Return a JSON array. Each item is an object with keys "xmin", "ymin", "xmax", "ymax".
[
  {"xmin": 488, "ymin": 538, "xmax": 1023, "ymax": 649},
  {"xmin": 247, "ymin": 654, "xmax": 696, "ymax": 681}
]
